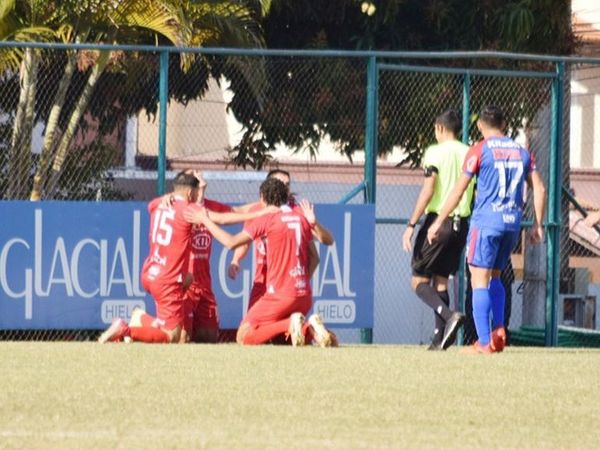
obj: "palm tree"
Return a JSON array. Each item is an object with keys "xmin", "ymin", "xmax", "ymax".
[
  {"xmin": 37, "ymin": 0, "xmax": 192, "ymax": 200},
  {"xmin": 2, "ymin": 0, "xmax": 270, "ymax": 200},
  {"xmin": 0, "ymin": 0, "xmax": 59, "ymax": 198}
]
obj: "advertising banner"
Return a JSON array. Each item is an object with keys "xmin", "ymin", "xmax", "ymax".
[{"xmin": 0, "ymin": 202, "xmax": 374, "ymax": 329}]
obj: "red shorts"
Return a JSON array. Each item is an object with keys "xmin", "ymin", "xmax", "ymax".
[
  {"xmin": 242, "ymin": 294, "xmax": 312, "ymax": 328},
  {"xmin": 142, "ymin": 277, "xmax": 185, "ymax": 330},
  {"xmin": 183, "ymin": 285, "xmax": 219, "ymax": 335}
]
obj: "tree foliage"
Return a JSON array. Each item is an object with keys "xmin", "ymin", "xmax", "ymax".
[{"xmin": 226, "ymin": 0, "xmax": 575, "ymax": 168}]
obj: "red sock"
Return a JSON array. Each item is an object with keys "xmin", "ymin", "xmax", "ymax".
[
  {"xmin": 243, "ymin": 319, "xmax": 290, "ymax": 345},
  {"xmin": 303, "ymin": 323, "xmax": 314, "ymax": 345},
  {"xmin": 129, "ymin": 326, "xmax": 170, "ymax": 343}
]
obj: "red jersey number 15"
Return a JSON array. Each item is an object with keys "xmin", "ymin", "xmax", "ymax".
[{"xmin": 151, "ymin": 209, "xmax": 175, "ymax": 246}]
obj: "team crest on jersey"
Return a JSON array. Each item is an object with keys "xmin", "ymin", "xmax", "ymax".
[
  {"xmin": 192, "ymin": 231, "xmax": 211, "ymax": 250},
  {"xmin": 466, "ymin": 155, "xmax": 478, "ymax": 173}
]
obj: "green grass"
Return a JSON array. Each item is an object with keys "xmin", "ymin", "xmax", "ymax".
[{"xmin": 1, "ymin": 343, "xmax": 599, "ymax": 449}]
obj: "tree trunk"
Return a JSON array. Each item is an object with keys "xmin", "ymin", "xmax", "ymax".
[
  {"xmin": 30, "ymin": 51, "xmax": 77, "ymax": 201},
  {"xmin": 19, "ymin": 50, "xmax": 39, "ymax": 198},
  {"xmin": 8, "ymin": 48, "xmax": 37, "ymax": 199},
  {"xmin": 45, "ymin": 51, "xmax": 109, "ymax": 199}
]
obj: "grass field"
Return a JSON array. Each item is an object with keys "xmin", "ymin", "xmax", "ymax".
[{"xmin": 1, "ymin": 343, "xmax": 599, "ymax": 449}]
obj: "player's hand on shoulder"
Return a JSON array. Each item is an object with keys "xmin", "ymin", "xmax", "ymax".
[
  {"xmin": 184, "ymin": 205, "xmax": 208, "ymax": 224},
  {"xmin": 228, "ymin": 262, "xmax": 240, "ymax": 280},
  {"xmin": 159, "ymin": 193, "xmax": 175, "ymax": 208},
  {"xmin": 299, "ymin": 199, "xmax": 316, "ymax": 225},
  {"xmin": 192, "ymin": 170, "xmax": 208, "ymax": 188},
  {"xmin": 402, "ymin": 227, "xmax": 414, "ymax": 252}
]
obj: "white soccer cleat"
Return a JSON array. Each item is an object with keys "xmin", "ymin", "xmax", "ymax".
[
  {"xmin": 288, "ymin": 312, "xmax": 305, "ymax": 347},
  {"xmin": 308, "ymin": 313, "xmax": 337, "ymax": 348},
  {"xmin": 98, "ymin": 318, "xmax": 129, "ymax": 344},
  {"xmin": 128, "ymin": 306, "xmax": 145, "ymax": 328}
]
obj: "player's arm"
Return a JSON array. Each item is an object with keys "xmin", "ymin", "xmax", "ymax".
[
  {"xmin": 182, "ymin": 272, "xmax": 193, "ymax": 291},
  {"xmin": 527, "ymin": 170, "xmax": 546, "ymax": 243},
  {"xmin": 185, "ymin": 206, "xmax": 275, "ymax": 226},
  {"xmin": 196, "ymin": 209, "xmax": 253, "ymax": 250},
  {"xmin": 311, "ymin": 222, "xmax": 334, "ymax": 246},
  {"xmin": 298, "ymin": 199, "xmax": 334, "ymax": 246},
  {"xmin": 308, "ymin": 240, "xmax": 320, "ymax": 278},
  {"xmin": 231, "ymin": 201, "xmax": 261, "ymax": 214},
  {"xmin": 436, "ymin": 174, "xmax": 471, "ymax": 222},
  {"xmin": 427, "ymin": 174, "xmax": 472, "ymax": 244},
  {"xmin": 228, "ymin": 243, "xmax": 250, "ymax": 279},
  {"xmin": 402, "ymin": 171, "xmax": 436, "ymax": 252}
]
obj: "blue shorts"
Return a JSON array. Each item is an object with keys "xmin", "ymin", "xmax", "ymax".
[{"xmin": 466, "ymin": 226, "xmax": 519, "ymax": 270}]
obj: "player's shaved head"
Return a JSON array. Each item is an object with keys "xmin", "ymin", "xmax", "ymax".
[
  {"xmin": 478, "ymin": 105, "xmax": 505, "ymax": 130},
  {"xmin": 435, "ymin": 110, "xmax": 461, "ymax": 136},
  {"xmin": 173, "ymin": 171, "xmax": 199, "ymax": 189},
  {"xmin": 260, "ymin": 177, "xmax": 288, "ymax": 207}
]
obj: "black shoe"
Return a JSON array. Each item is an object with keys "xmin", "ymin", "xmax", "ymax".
[
  {"xmin": 427, "ymin": 342, "xmax": 442, "ymax": 351},
  {"xmin": 440, "ymin": 312, "xmax": 465, "ymax": 350}
]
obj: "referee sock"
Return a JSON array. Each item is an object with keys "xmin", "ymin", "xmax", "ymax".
[
  {"xmin": 489, "ymin": 277, "xmax": 505, "ymax": 330},
  {"xmin": 433, "ymin": 290, "xmax": 450, "ymax": 344},
  {"xmin": 415, "ymin": 283, "xmax": 453, "ymax": 322},
  {"xmin": 472, "ymin": 288, "xmax": 491, "ymax": 345}
]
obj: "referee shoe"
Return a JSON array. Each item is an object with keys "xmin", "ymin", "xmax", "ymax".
[{"xmin": 440, "ymin": 312, "xmax": 465, "ymax": 350}]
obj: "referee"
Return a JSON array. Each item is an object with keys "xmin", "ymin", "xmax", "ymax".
[{"xmin": 402, "ymin": 110, "xmax": 474, "ymax": 350}]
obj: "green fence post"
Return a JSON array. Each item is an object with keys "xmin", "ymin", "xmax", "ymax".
[
  {"xmin": 546, "ymin": 62, "xmax": 564, "ymax": 347},
  {"xmin": 157, "ymin": 50, "xmax": 169, "ymax": 196},
  {"xmin": 364, "ymin": 56, "xmax": 378, "ymax": 205},
  {"xmin": 361, "ymin": 55, "xmax": 378, "ymax": 344},
  {"xmin": 456, "ymin": 71, "xmax": 471, "ymax": 345}
]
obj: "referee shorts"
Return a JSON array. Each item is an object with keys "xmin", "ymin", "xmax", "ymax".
[{"xmin": 411, "ymin": 212, "xmax": 469, "ymax": 278}]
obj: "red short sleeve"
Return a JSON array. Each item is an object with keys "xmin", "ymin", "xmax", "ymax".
[
  {"xmin": 528, "ymin": 151, "xmax": 537, "ymax": 173},
  {"xmin": 463, "ymin": 141, "xmax": 484, "ymax": 176},
  {"xmin": 244, "ymin": 214, "xmax": 269, "ymax": 240},
  {"xmin": 148, "ymin": 197, "xmax": 162, "ymax": 214}
]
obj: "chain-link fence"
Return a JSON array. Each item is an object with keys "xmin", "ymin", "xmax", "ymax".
[{"xmin": 1, "ymin": 43, "xmax": 600, "ymax": 347}]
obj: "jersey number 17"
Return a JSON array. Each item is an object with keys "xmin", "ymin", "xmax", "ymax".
[{"xmin": 494, "ymin": 160, "xmax": 524, "ymax": 199}]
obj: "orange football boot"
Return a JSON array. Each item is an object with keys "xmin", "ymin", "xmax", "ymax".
[{"xmin": 490, "ymin": 327, "xmax": 507, "ymax": 353}]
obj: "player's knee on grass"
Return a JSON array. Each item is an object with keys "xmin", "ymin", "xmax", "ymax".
[
  {"xmin": 236, "ymin": 322, "xmax": 251, "ymax": 345},
  {"xmin": 194, "ymin": 328, "xmax": 218, "ymax": 344}
]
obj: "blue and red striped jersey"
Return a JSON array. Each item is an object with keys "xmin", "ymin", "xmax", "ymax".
[{"xmin": 463, "ymin": 136, "xmax": 536, "ymax": 231}]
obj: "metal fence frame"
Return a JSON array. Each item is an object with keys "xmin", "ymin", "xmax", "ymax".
[{"xmin": 2, "ymin": 41, "xmax": 600, "ymax": 345}]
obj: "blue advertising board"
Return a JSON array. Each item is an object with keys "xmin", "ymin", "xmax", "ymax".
[{"xmin": 0, "ymin": 202, "xmax": 374, "ymax": 330}]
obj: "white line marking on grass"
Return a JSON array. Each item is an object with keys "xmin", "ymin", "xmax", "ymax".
[{"xmin": 0, "ymin": 430, "xmax": 117, "ymax": 439}]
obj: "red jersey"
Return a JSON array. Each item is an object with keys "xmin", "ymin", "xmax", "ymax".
[
  {"xmin": 142, "ymin": 196, "xmax": 198, "ymax": 286},
  {"xmin": 244, "ymin": 204, "xmax": 313, "ymax": 298},
  {"xmin": 248, "ymin": 200, "xmax": 302, "ymax": 287},
  {"xmin": 188, "ymin": 198, "xmax": 232, "ymax": 290},
  {"xmin": 248, "ymin": 203, "xmax": 268, "ymax": 286}
]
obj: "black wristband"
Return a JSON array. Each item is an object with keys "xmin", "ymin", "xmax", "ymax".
[{"xmin": 407, "ymin": 222, "xmax": 416, "ymax": 228}]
